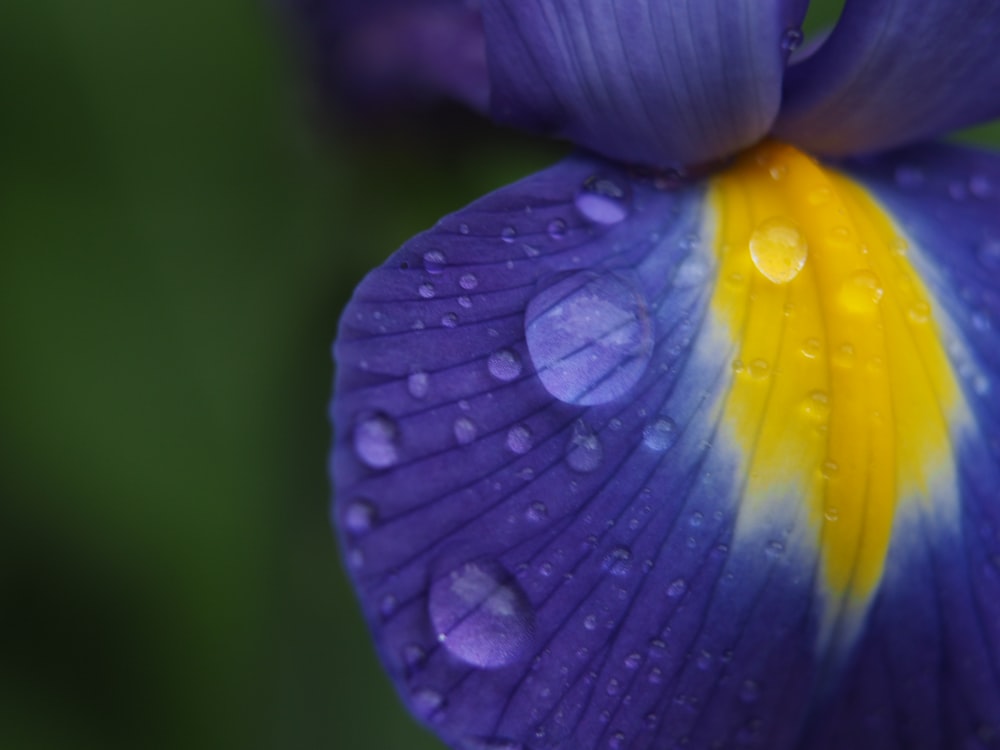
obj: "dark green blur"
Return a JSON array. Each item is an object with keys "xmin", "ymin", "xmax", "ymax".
[{"xmin": 0, "ymin": 1, "xmax": 996, "ymax": 749}]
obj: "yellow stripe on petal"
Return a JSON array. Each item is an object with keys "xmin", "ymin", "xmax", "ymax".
[{"xmin": 707, "ymin": 142, "xmax": 964, "ymax": 643}]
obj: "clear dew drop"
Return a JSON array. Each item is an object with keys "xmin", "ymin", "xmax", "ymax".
[
  {"xmin": 441, "ymin": 312, "xmax": 459, "ymax": 328},
  {"xmin": 506, "ymin": 424, "xmax": 534, "ymax": 454},
  {"xmin": 547, "ymin": 218, "xmax": 567, "ymax": 239},
  {"xmin": 501, "ymin": 226, "xmax": 517, "ymax": 244},
  {"xmin": 453, "ymin": 417, "xmax": 478, "ymax": 446},
  {"xmin": 780, "ymin": 27, "xmax": 804, "ymax": 52},
  {"xmin": 525, "ymin": 501, "xmax": 547, "ymax": 523},
  {"xmin": 343, "ymin": 499, "xmax": 377, "ymax": 535},
  {"xmin": 353, "ymin": 412, "xmax": 400, "ymax": 469},
  {"xmin": 574, "ymin": 175, "xmax": 632, "ymax": 225},
  {"xmin": 666, "ymin": 578, "xmax": 687, "ymax": 598},
  {"xmin": 428, "ymin": 559, "xmax": 535, "ymax": 669},
  {"xmin": 407, "ymin": 371, "xmax": 430, "ymax": 399},
  {"xmin": 642, "ymin": 417, "xmax": 677, "ymax": 452},
  {"xmin": 419, "ymin": 282, "xmax": 436, "ymax": 299},
  {"xmin": 525, "ymin": 271, "xmax": 653, "ymax": 405},
  {"xmin": 459, "ymin": 272, "xmax": 479, "ymax": 291},
  {"xmin": 839, "ymin": 270, "xmax": 884, "ymax": 314},
  {"xmin": 748, "ymin": 217, "xmax": 808, "ymax": 284},
  {"xmin": 566, "ymin": 420, "xmax": 603, "ymax": 473},
  {"xmin": 423, "ymin": 249, "xmax": 447, "ymax": 274},
  {"xmin": 411, "ymin": 687, "xmax": 445, "ymax": 717},
  {"xmin": 603, "ymin": 546, "xmax": 633, "ymax": 577},
  {"xmin": 487, "ymin": 349, "xmax": 523, "ymax": 382}
]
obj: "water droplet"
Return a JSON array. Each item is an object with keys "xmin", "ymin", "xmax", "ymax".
[
  {"xmin": 407, "ymin": 371, "xmax": 429, "ymax": 399},
  {"xmin": 458, "ymin": 295, "xmax": 473, "ymax": 309},
  {"xmin": 506, "ymin": 424, "xmax": 534, "ymax": 454},
  {"xmin": 800, "ymin": 390, "xmax": 830, "ymax": 422},
  {"xmin": 354, "ymin": 413, "xmax": 399, "ymax": 468},
  {"xmin": 454, "ymin": 417, "xmax": 478, "ymax": 445},
  {"xmin": 458, "ymin": 223, "xmax": 470, "ymax": 235},
  {"xmin": 608, "ymin": 731, "xmax": 626, "ymax": 749},
  {"xmin": 643, "ymin": 417, "xmax": 677, "ymax": 452},
  {"xmin": 574, "ymin": 175, "xmax": 631, "ymax": 225},
  {"xmin": 419, "ymin": 282, "xmax": 436, "ymax": 299},
  {"xmin": 459, "ymin": 273, "xmax": 479, "ymax": 291},
  {"xmin": 765, "ymin": 540, "xmax": 785, "ymax": 558},
  {"xmin": 780, "ymin": 27, "xmax": 804, "ymax": 52},
  {"xmin": 749, "ymin": 358, "xmax": 769, "ymax": 379},
  {"xmin": 566, "ymin": 420, "xmax": 603, "ymax": 473},
  {"xmin": 547, "ymin": 218, "xmax": 567, "ymax": 239},
  {"xmin": 820, "ymin": 459, "xmax": 839, "ymax": 480},
  {"xmin": 839, "ymin": 270, "xmax": 884, "ymax": 314},
  {"xmin": 501, "ymin": 226, "xmax": 517, "ymax": 244},
  {"xmin": 423, "ymin": 249, "xmax": 446, "ymax": 274},
  {"xmin": 749, "ymin": 217, "xmax": 808, "ymax": 284},
  {"xmin": 429, "ymin": 559, "xmax": 535, "ymax": 668},
  {"xmin": 800, "ymin": 337, "xmax": 821, "ymax": 359},
  {"xmin": 583, "ymin": 614, "xmax": 598, "ymax": 631},
  {"xmin": 833, "ymin": 342, "xmax": 856, "ymax": 368},
  {"xmin": 441, "ymin": 313, "xmax": 459, "ymax": 328},
  {"xmin": 525, "ymin": 272, "xmax": 652, "ymax": 405},
  {"xmin": 674, "ymin": 256, "xmax": 711, "ymax": 287},
  {"xmin": 343, "ymin": 499, "xmax": 377, "ymax": 534},
  {"xmin": 806, "ymin": 186, "xmax": 831, "ymax": 206},
  {"xmin": 603, "ymin": 546, "xmax": 633, "ymax": 577},
  {"xmin": 411, "ymin": 687, "xmax": 445, "ymax": 716},
  {"xmin": 525, "ymin": 501, "xmax": 547, "ymax": 522},
  {"xmin": 908, "ymin": 300, "xmax": 931, "ymax": 324},
  {"xmin": 487, "ymin": 349, "xmax": 523, "ymax": 381},
  {"xmin": 666, "ymin": 578, "xmax": 687, "ymax": 598},
  {"xmin": 624, "ymin": 652, "xmax": 641, "ymax": 670}
]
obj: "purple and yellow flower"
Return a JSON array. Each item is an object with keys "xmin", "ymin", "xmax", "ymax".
[{"xmin": 323, "ymin": 1, "xmax": 1000, "ymax": 748}]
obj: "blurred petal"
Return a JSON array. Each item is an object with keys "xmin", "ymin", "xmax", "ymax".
[
  {"xmin": 774, "ymin": 0, "xmax": 1000, "ymax": 156},
  {"xmin": 332, "ymin": 143, "xmax": 1000, "ymax": 749},
  {"xmin": 481, "ymin": 0, "xmax": 809, "ymax": 169},
  {"xmin": 284, "ymin": 0, "xmax": 489, "ymax": 113}
]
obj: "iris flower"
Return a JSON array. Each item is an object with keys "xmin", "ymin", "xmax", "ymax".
[{"xmin": 318, "ymin": 1, "xmax": 1000, "ymax": 748}]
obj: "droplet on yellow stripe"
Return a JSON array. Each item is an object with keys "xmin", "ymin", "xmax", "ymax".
[
  {"xmin": 800, "ymin": 337, "xmax": 821, "ymax": 359},
  {"xmin": 748, "ymin": 217, "xmax": 808, "ymax": 284},
  {"xmin": 908, "ymin": 300, "xmax": 931, "ymax": 324},
  {"xmin": 800, "ymin": 390, "xmax": 831, "ymax": 421},
  {"xmin": 838, "ymin": 270, "xmax": 884, "ymax": 314}
]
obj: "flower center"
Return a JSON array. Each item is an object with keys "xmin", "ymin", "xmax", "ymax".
[{"xmin": 708, "ymin": 141, "xmax": 964, "ymax": 643}]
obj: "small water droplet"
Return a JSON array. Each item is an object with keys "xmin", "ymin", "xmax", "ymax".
[
  {"xmin": 525, "ymin": 502, "xmax": 547, "ymax": 522},
  {"xmin": 566, "ymin": 420, "xmax": 603, "ymax": 473},
  {"xmin": 458, "ymin": 295, "xmax": 473, "ymax": 309},
  {"xmin": 839, "ymin": 270, "xmax": 884, "ymax": 314},
  {"xmin": 603, "ymin": 546, "xmax": 633, "ymax": 577},
  {"xmin": 454, "ymin": 417, "xmax": 478, "ymax": 445},
  {"xmin": 780, "ymin": 27, "xmax": 804, "ymax": 52},
  {"xmin": 343, "ymin": 499, "xmax": 377, "ymax": 534},
  {"xmin": 643, "ymin": 417, "xmax": 677, "ymax": 452},
  {"xmin": 354, "ymin": 413, "xmax": 400, "ymax": 468},
  {"xmin": 419, "ymin": 282, "xmax": 436, "ymax": 299},
  {"xmin": 749, "ymin": 217, "xmax": 808, "ymax": 284},
  {"xmin": 749, "ymin": 359, "xmax": 769, "ymax": 379},
  {"xmin": 624, "ymin": 652, "xmax": 641, "ymax": 670},
  {"xmin": 411, "ymin": 687, "xmax": 445, "ymax": 716},
  {"xmin": 458, "ymin": 223, "xmax": 470, "ymax": 235},
  {"xmin": 765, "ymin": 540, "xmax": 785, "ymax": 559},
  {"xmin": 908, "ymin": 300, "xmax": 931, "ymax": 324},
  {"xmin": 547, "ymin": 218, "xmax": 567, "ymax": 239},
  {"xmin": 820, "ymin": 459, "xmax": 839, "ymax": 480},
  {"xmin": 800, "ymin": 337, "xmax": 821, "ymax": 359},
  {"xmin": 807, "ymin": 186, "xmax": 831, "ymax": 206},
  {"xmin": 459, "ymin": 272, "xmax": 479, "ymax": 291},
  {"xmin": 608, "ymin": 731, "xmax": 626, "ymax": 749},
  {"xmin": 487, "ymin": 349, "xmax": 523, "ymax": 381},
  {"xmin": 441, "ymin": 312, "xmax": 459, "ymax": 328},
  {"xmin": 506, "ymin": 424, "xmax": 534, "ymax": 454},
  {"xmin": 800, "ymin": 390, "xmax": 830, "ymax": 422},
  {"xmin": 583, "ymin": 614, "xmax": 598, "ymax": 631},
  {"xmin": 833, "ymin": 342, "xmax": 856, "ymax": 368},
  {"xmin": 525, "ymin": 271, "xmax": 652, "ymax": 405},
  {"xmin": 380, "ymin": 594, "xmax": 398, "ymax": 617},
  {"xmin": 423, "ymin": 249, "xmax": 446, "ymax": 274},
  {"xmin": 501, "ymin": 226, "xmax": 517, "ymax": 244},
  {"xmin": 574, "ymin": 175, "xmax": 632, "ymax": 225},
  {"xmin": 667, "ymin": 578, "xmax": 687, "ymax": 598},
  {"xmin": 429, "ymin": 559, "xmax": 535, "ymax": 668},
  {"xmin": 407, "ymin": 371, "xmax": 430, "ymax": 399}
]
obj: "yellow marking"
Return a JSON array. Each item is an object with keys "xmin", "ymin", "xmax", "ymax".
[{"xmin": 708, "ymin": 142, "xmax": 962, "ymax": 623}]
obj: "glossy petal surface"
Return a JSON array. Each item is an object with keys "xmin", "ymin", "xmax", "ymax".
[
  {"xmin": 481, "ymin": 0, "xmax": 809, "ymax": 169},
  {"xmin": 286, "ymin": 0, "xmax": 489, "ymax": 113},
  {"xmin": 775, "ymin": 0, "xmax": 1000, "ymax": 155},
  {"xmin": 332, "ymin": 145, "xmax": 1000, "ymax": 749}
]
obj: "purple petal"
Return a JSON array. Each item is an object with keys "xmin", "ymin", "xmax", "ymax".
[
  {"xmin": 481, "ymin": 0, "xmax": 809, "ymax": 169},
  {"xmin": 283, "ymin": 0, "xmax": 489, "ymax": 113},
  {"xmin": 774, "ymin": 0, "xmax": 1000, "ymax": 155},
  {"xmin": 796, "ymin": 142, "xmax": 1000, "ymax": 747}
]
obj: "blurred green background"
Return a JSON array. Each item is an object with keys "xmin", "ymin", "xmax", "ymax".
[{"xmin": 1, "ymin": 1, "xmax": 996, "ymax": 749}]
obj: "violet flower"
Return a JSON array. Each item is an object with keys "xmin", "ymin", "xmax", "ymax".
[{"xmin": 328, "ymin": 2, "xmax": 1000, "ymax": 748}]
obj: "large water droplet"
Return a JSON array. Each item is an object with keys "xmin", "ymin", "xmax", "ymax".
[
  {"xmin": 459, "ymin": 273, "xmax": 479, "ymax": 291},
  {"xmin": 354, "ymin": 413, "xmax": 399, "ymax": 468},
  {"xmin": 525, "ymin": 272, "xmax": 653, "ymax": 405},
  {"xmin": 642, "ymin": 417, "xmax": 677, "ymax": 452},
  {"xmin": 506, "ymin": 424, "xmax": 534, "ymax": 454},
  {"xmin": 423, "ymin": 249, "xmax": 447, "ymax": 274},
  {"xmin": 428, "ymin": 559, "xmax": 535, "ymax": 668},
  {"xmin": 566, "ymin": 420, "xmax": 603, "ymax": 473},
  {"xmin": 574, "ymin": 175, "xmax": 631, "ymax": 225},
  {"xmin": 487, "ymin": 349, "xmax": 523, "ymax": 382},
  {"xmin": 749, "ymin": 218, "xmax": 808, "ymax": 284}
]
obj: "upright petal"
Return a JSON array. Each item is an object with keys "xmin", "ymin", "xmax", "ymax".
[
  {"xmin": 283, "ymin": 0, "xmax": 490, "ymax": 113},
  {"xmin": 481, "ymin": 0, "xmax": 809, "ymax": 169},
  {"xmin": 332, "ymin": 143, "xmax": 1000, "ymax": 749},
  {"xmin": 775, "ymin": 0, "xmax": 1000, "ymax": 156}
]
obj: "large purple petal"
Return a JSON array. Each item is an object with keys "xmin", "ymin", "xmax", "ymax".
[
  {"xmin": 481, "ymin": 0, "xmax": 809, "ymax": 169},
  {"xmin": 796, "ymin": 142, "xmax": 1000, "ymax": 748},
  {"xmin": 774, "ymin": 0, "xmax": 1000, "ymax": 156},
  {"xmin": 283, "ymin": 0, "xmax": 490, "ymax": 113}
]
